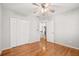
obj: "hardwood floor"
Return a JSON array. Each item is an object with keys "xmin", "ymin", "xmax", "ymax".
[{"xmin": 1, "ymin": 42, "xmax": 79, "ymax": 56}]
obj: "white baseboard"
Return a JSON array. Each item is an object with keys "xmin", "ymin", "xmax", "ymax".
[
  {"xmin": 54, "ymin": 41, "xmax": 79, "ymax": 50},
  {"xmin": 2, "ymin": 41, "xmax": 40, "ymax": 51},
  {"xmin": 48, "ymin": 41, "xmax": 79, "ymax": 50}
]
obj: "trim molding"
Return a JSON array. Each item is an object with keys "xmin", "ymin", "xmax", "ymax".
[
  {"xmin": 54, "ymin": 41, "xmax": 79, "ymax": 50},
  {"xmin": 2, "ymin": 41, "xmax": 40, "ymax": 52}
]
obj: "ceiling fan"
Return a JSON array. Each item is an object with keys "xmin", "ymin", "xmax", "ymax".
[{"xmin": 32, "ymin": 3, "xmax": 55, "ymax": 15}]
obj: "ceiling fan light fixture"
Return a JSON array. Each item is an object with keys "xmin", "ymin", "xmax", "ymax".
[{"xmin": 33, "ymin": 3, "xmax": 55, "ymax": 15}]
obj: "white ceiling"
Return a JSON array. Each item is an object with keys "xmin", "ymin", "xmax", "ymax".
[{"xmin": 2, "ymin": 3, "xmax": 79, "ymax": 16}]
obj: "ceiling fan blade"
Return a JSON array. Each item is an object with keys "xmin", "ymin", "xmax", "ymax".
[{"xmin": 32, "ymin": 3, "xmax": 39, "ymax": 6}]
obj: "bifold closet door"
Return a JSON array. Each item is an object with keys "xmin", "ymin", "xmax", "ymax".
[{"xmin": 10, "ymin": 18, "xmax": 29, "ymax": 47}]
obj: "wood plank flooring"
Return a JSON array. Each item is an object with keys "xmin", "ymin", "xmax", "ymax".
[{"xmin": 1, "ymin": 42, "xmax": 79, "ymax": 56}]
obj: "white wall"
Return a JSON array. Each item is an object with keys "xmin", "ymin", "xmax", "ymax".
[
  {"xmin": 0, "ymin": 4, "xmax": 2, "ymax": 51},
  {"xmin": 55, "ymin": 8, "xmax": 79, "ymax": 49},
  {"xmin": 1, "ymin": 6, "xmax": 40, "ymax": 50},
  {"xmin": 2, "ymin": 7, "xmax": 30, "ymax": 50}
]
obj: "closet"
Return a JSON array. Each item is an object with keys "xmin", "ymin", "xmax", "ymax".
[{"xmin": 10, "ymin": 18, "xmax": 29, "ymax": 47}]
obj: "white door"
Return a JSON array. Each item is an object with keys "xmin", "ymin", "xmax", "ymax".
[
  {"xmin": 29, "ymin": 19, "xmax": 40, "ymax": 42},
  {"xmin": 47, "ymin": 20, "xmax": 54, "ymax": 42},
  {"xmin": 10, "ymin": 18, "xmax": 29, "ymax": 47}
]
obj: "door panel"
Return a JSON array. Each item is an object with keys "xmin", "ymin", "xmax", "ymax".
[
  {"xmin": 29, "ymin": 19, "xmax": 40, "ymax": 42},
  {"xmin": 47, "ymin": 20, "xmax": 54, "ymax": 42},
  {"xmin": 10, "ymin": 18, "xmax": 29, "ymax": 47}
]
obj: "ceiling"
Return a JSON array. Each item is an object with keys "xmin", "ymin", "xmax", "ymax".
[{"xmin": 2, "ymin": 3, "xmax": 79, "ymax": 16}]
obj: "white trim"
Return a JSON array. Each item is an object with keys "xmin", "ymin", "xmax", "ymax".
[
  {"xmin": 48, "ymin": 41, "xmax": 79, "ymax": 50},
  {"xmin": 54, "ymin": 41, "xmax": 79, "ymax": 50},
  {"xmin": 2, "ymin": 41, "xmax": 40, "ymax": 51}
]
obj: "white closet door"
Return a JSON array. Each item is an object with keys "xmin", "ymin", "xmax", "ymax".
[
  {"xmin": 47, "ymin": 20, "xmax": 54, "ymax": 42},
  {"xmin": 10, "ymin": 18, "xmax": 29, "ymax": 47},
  {"xmin": 10, "ymin": 18, "xmax": 17, "ymax": 47}
]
